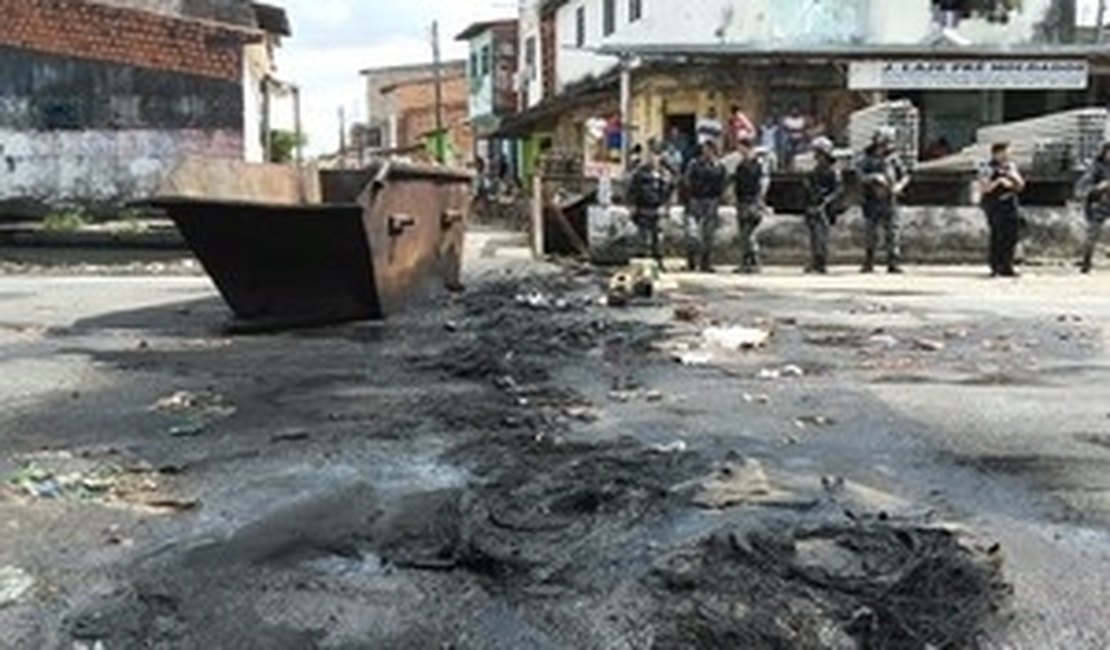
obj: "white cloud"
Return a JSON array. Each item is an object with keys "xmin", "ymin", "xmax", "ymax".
[{"xmin": 274, "ymin": 0, "xmax": 513, "ymax": 155}]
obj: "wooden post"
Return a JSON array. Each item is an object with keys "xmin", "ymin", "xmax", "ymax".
[
  {"xmin": 620, "ymin": 56, "xmax": 632, "ymax": 169},
  {"xmin": 532, "ymin": 174, "xmax": 545, "ymax": 258}
]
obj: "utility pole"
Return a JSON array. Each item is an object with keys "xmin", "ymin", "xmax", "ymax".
[
  {"xmin": 619, "ymin": 54, "xmax": 632, "ymax": 170},
  {"xmin": 431, "ymin": 20, "xmax": 446, "ymax": 164},
  {"xmin": 292, "ymin": 84, "xmax": 303, "ymax": 167},
  {"xmin": 1099, "ymin": 0, "xmax": 1107, "ymax": 43},
  {"xmin": 339, "ymin": 106, "xmax": 348, "ymax": 166}
]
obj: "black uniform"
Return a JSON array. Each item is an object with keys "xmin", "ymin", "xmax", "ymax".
[
  {"xmin": 627, "ymin": 163, "xmax": 674, "ymax": 265},
  {"xmin": 684, "ymin": 156, "xmax": 727, "ymax": 271},
  {"xmin": 857, "ymin": 147, "xmax": 907, "ymax": 272},
  {"xmin": 1076, "ymin": 159, "xmax": 1110, "ymax": 273},
  {"xmin": 979, "ymin": 158, "xmax": 1023, "ymax": 277},
  {"xmin": 733, "ymin": 156, "xmax": 768, "ymax": 272},
  {"xmin": 803, "ymin": 155, "xmax": 844, "ymax": 273}
]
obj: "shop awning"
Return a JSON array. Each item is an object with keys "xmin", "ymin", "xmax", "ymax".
[{"xmin": 492, "ymin": 69, "xmax": 621, "ymax": 138}]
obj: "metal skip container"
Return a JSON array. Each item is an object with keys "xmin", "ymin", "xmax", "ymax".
[{"xmin": 148, "ymin": 157, "xmax": 469, "ymax": 331}]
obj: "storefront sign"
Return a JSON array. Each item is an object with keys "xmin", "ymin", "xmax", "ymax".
[{"xmin": 848, "ymin": 59, "xmax": 1089, "ymax": 91}]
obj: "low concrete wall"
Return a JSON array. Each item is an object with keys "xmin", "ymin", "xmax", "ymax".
[{"xmin": 588, "ymin": 203, "xmax": 1099, "ymax": 265}]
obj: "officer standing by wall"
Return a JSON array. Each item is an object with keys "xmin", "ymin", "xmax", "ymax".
[
  {"xmin": 857, "ymin": 128, "xmax": 910, "ymax": 274},
  {"xmin": 803, "ymin": 136, "xmax": 844, "ymax": 274},
  {"xmin": 1076, "ymin": 141, "xmax": 1110, "ymax": 274},
  {"xmin": 626, "ymin": 140, "xmax": 675, "ymax": 269},
  {"xmin": 683, "ymin": 141, "xmax": 727, "ymax": 272},
  {"xmin": 732, "ymin": 137, "xmax": 770, "ymax": 273},
  {"xmin": 978, "ymin": 142, "xmax": 1026, "ymax": 278}
]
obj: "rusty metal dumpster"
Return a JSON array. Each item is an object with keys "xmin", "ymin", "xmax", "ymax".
[{"xmin": 147, "ymin": 158, "xmax": 469, "ymax": 331}]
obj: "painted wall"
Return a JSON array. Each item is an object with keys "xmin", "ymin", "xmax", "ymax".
[
  {"xmin": 0, "ymin": 128, "xmax": 243, "ymax": 210},
  {"xmin": 868, "ymin": 0, "xmax": 1071, "ymax": 45},
  {"xmin": 0, "ymin": 45, "xmax": 246, "ymax": 213}
]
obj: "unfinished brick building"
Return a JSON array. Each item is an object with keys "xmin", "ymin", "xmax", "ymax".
[{"xmin": 0, "ymin": 0, "xmax": 289, "ymax": 217}]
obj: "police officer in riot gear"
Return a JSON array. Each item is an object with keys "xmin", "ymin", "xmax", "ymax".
[
  {"xmin": 857, "ymin": 128, "xmax": 910, "ymax": 273},
  {"xmin": 683, "ymin": 141, "xmax": 727, "ymax": 272},
  {"xmin": 803, "ymin": 136, "xmax": 844, "ymax": 274},
  {"xmin": 1076, "ymin": 141, "xmax": 1110, "ymax": 274},
  {"xmin": 732, "ymin": 137, "xmax": 770, "ymax": 273},
  {"xmin": 627, "ymin": 140, "xmax": 675, "ymax": 268},
  {"xmin": 978, "ymin": 142, "xmax": 1026, "ymax": 278}
]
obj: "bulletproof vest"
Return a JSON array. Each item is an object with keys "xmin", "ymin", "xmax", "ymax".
[
  {"xmin": 807, "ymin": 165, "xmax": 839, "ymax": 203},
  {"xmin": 630, "ymin": 166, "xmax": 670, "ymax": 209},
  {"xmin": 983, "ymin": 160, "xmax": 1018, "ymax": 207},
  {"xmin": 734, "ymin": 158, "xmax": 764, "ymax": 202},
  {"xmin": 687, "ymin": 159, "xmax": 726, "ymax": 199},
  {"xmin": 860, "ymin": 153, "xmax": 896, "ymax": 203},
  {"xmin": 1087, "ymin": 162, "xmax": 1110, "ymax": 204}
]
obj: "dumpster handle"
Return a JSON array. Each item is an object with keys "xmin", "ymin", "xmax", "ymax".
[
  {"xmin": 388, "ymin": 214, "xmax": 416, "ymax": 237},
  {"xmin": 441, "ymin": 209, "xmax": 464, "ymax": 230}
]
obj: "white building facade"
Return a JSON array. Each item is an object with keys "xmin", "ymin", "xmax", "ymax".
[{"xmin": 547, "ymin": 0, "xmax": 1080, "ymax": 91}]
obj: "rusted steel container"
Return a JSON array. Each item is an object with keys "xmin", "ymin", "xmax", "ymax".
[{"xmin": 148, "ymin": 158, "xmax": 469, "ymax": 331}]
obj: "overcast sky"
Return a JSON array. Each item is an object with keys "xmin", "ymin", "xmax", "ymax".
[{"xmin": 273, "ymin": 0, "xmax": 513, "ymax": 155}]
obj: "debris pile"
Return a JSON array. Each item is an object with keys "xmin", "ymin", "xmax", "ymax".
[
  {"xmin": 150, "ymin": 389, "xmax": 236, "ymax": 437},
  {"xmin": 3, "ymin": 452, "xmax": 195, "ymax": 513},
  {"xmin": 652, "ymin": 524, "xmax": 1008, "ymax": 649},
  {"xmin": 422, "ymin": 276, "xmax": 661, "ymax": 387}
]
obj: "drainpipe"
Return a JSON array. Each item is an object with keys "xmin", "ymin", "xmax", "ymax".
[{"xmin": 292, "ymin": 84, "xmax": 303, "ymax": 167}]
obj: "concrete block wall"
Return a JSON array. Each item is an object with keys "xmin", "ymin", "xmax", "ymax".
[{"xmin": 588, "ymin": 204, "xmax": 1097, "ymax": 266}]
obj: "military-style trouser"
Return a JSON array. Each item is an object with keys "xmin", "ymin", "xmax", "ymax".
[
  {"xmin": 862, "ymin": 202, "xmax": 900, "ymax": 270},
  {"xmin": 737, "ymin": 201, "xmax": 763, "ymax": 272},
  {"xmin": 1082, "ymin": 211, "xmax": 1106, "ymax": 273},
  {"xmin": 986, "ymin": 202, "xmax": 1021, "ymax": 276},
  {"xmin": 685, "ymin": 198, "xmax": 720, "ymax": 271},
  {"xmin": 633, "ymin": 208, "xmax": 665, "ymax": 266},
  {"xmin": 805, "ymin": 208, "xmax": 831, "ymax": 273}
]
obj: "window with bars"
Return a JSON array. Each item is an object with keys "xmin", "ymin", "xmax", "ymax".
[{"xmin": 525, "ymin": 35, "xmax": 537, "ymax": 79}]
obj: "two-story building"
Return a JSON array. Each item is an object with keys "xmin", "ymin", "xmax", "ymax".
[
  {"xmin": 503, "ymin": 0, "xmax": 1108, "ymax": 178},
  {"xmin": 361, "ymin": 60, "xmax": 467, "ymax": 154},
  {"xmin": 456, "ymin": 20, "xmax": 520, "ymax": 177}
]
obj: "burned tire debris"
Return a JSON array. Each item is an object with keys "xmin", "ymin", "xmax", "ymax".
[{"xmin": 46, "ymin": 272, "xmax": 1011, "ymax": 649}]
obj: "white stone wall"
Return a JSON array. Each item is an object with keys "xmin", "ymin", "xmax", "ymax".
[
  {"xmin": 588, "ymin": 202, "xmax": 1092, "ymax": 264},
  {"xmin": 0, "ymin": 128, "xmax": 244, "ymax": 208}
]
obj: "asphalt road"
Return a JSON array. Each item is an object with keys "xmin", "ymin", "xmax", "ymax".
[{"xmin": 1, "ymin": 251, "xmax": 1108, "ymax": 648}]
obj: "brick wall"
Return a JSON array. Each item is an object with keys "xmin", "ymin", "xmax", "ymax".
[{"xmin": 0, "ymin": 0, "xmax": 257, "ymax": 82}]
